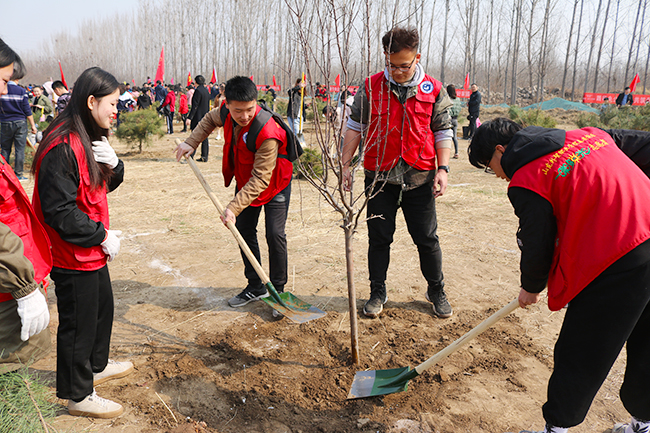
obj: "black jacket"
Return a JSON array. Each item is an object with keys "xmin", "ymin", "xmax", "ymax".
[
  {"xmin": 615, "ymin": 92, "xmax": 633, "ymax": 107},
  {"xmin": 502, "ymin": 127, "xmax": 650, "ymax": 293},
  {"xmin": 188, "ymin": 85, "xmax": 211, "ymax": 130},
  {"xmin": 468, "ymin": 90, "xmax": 481, "ymax": 116}
]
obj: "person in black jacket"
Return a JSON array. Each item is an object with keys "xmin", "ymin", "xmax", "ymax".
[
  {"xmin": 186, "ymin": 75, "xmax": 211, "ymax": 161},
  {"xmin": 615, "ymin": 87, "xmax": 634, "ymax": 107},
  {"xmin": 467, "ymin": 83, "xmax": 481, "ymax": 139}
]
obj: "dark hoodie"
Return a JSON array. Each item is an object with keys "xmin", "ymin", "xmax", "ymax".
[{"xmin": 502, "ymin": 126, "xmax": 650, "ymax": 294}]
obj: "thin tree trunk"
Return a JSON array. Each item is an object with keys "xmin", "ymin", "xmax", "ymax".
[
  {"xmin": 345, "ymin": 229, "xmax": 359, "ymax": 364},
  {"xmin": 561, "ymin": 0, "xmax": 578, "ymax": 99},
  {"xmin": 607, "ymin": 0, "xmax": 621, "ymax": 92},
  {"xmin": 593, "ymin": 0, "xmax": 612, "ymax": 93},
  {"xmin": 570, "ymin": 0, "xmax": 584, "ymax": 101},
  {"xmin": 624, "ymin": 0, "xmax": 643, "ymax": 85},
  {"xmin": 583, "ymin": 0, "xmax": 603, "ymax": 95},
  {"xmin": 486, "ymin": 0, "xmax": 494, "ymax": 104},
  {"xmin": 504, "ymin": 0, "xmax": 516, "ymax": 103},
  {"xmin": 439, "ymin": 0, "xmax": 448, "ymax": 83},
  {"xmin": 510, "ymin": 0, "xmax": 523, "ymax": 105}
]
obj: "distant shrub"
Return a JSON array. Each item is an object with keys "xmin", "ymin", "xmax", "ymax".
[
  {"xmin": 576, "ymin": 105, "xmax": 650, "ymax": 131},
  {"xmin": 508, "ymin": 106, "xmax": 557, "ymax": 128},
  {"xmin": 115, "ymin": 108, "xmax": 165, "ymax": 152}
]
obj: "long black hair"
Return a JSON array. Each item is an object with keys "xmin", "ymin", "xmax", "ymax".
[
  {"xmin": 0, "ymin": 38, "xmax": 18, "ymax": 70},
  {"xmin": 33, "ymin": 67, "xmax": 119, "ymax": 188}
]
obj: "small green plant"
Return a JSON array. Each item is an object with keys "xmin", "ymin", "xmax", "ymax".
[
  {"xmin": 294, "ymin": 146, "xmax": 324, "ymax": 178},
  {"xmin": 0, "ymin": 367, "xmax": 56, "ymax": 433},
  {"xmin": 508, "ymin": 105, "xmax": 557, "ymax": 128},
  {"xmin": 115, "ymin": 108, "xmax": 165, "ymax": 152}
]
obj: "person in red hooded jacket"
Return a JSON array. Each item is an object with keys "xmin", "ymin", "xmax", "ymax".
[
  {"xmin": 32, "ymin": 67, "xmax": 133, "ymax": 419},
  {"xmin": 0, "ymin": 37, "xmax": 52, "ymax": 374},
  {"xmin": 468, "ymin": 118, "xmax": 650, "ymax": 433}
]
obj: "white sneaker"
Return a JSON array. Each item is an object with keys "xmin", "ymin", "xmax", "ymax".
[
  {"xmin": 93, "ymin": 359, "xmax": 134, "ymax": 386},
  {"xmin": 68, "ymin": 389, "xmax": 124, "ymax": 418},
  {"xmin": 272, "ymin": 309, "xmax": 283, "ymax": 318}
]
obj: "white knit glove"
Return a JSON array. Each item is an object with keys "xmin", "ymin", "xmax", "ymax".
[
  {"xmin": 101, "ymin": 230, "xmax": 122, "ymax": 261},
  {"xmin": 16, "ymin": 289, "xmax": 50, "ymax": 341},
  {"xmin": 91, "ymin": 136, "xmax": 119, "ymax": 169}
]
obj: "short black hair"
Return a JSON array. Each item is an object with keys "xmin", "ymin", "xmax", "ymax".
[
  {"xmin": 446, "ymin": 84, "xmax": 457, "ymax": 99},
  {"xmin": 52, "ymin": 80, "xmax": 67, "ymax": 90},
  {"xmin": 224, "ymin": 76, "xmax": 257, "ymax": 102},
  {"xmin": 468, "ymin": 117, "xmax": 523, "ymax": 169},
  {"xmin": 195, "ymin": 75, "xmax": 205, "ymax": 85},
  {"xmin": 624, "ymin": 86, "xmax": 631, "ymax": 90},
  {"xmin": 382, "ymin": 26, "xmax": 419, "ymax": 54}
]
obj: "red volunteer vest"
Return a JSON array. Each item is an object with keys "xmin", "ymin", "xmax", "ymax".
[
  {"xmin": 33, "ymin": 133, "xmax": 110, "ymax": 271},
  {"xmin": 509, "ymin": 127, "xmax": 650, "ymax": 310},
  {"xmin": 364, "ymin": 71, "xmax": 442, "ymax": 171},
  {"xmin": 222, "ymin": 105, "xmax": 292, "ymax": 207},
  {"xmin": 0, "ymin": 156, "xmax": 52, "ymax": 303}
]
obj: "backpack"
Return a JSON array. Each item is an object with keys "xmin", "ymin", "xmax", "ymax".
[{"xmin": 220, "ymin": 100, "xmax": 303, "ymax": 162}]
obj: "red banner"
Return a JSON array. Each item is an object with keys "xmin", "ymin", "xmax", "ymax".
[
  {"xmin": 256, "ymin": 85, "xmax": 282, "ymax": 91},
  {"xmin": 583, "ymin": 92, "xmax": 650, "ymax": 106},
  {"xmin": 154, "ymin": 46, "xmax": 164, "ymax": 83},
  {"xmin": 457, "ymin": 89, "xmax": 471, "ymax": 98}
]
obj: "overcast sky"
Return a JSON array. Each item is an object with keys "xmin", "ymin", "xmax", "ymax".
[{"xmin": 1, "ymin": 0, "xmax": 144, "ymax": 53}]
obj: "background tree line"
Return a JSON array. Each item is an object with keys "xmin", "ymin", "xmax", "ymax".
[{"xmin": 21, "ymin": 0, "xmax": 649, "ymax": 104}]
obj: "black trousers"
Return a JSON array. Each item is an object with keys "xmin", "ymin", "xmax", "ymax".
[
  {"xmin": 365, "ymin": 176, "xmax": 443, "ymax": 289},
  {"xmin": 468, "ymin": 114, "xmax": 478, "ymax": 138},
  {"xmin": 542, "ymin": 247, "xmax": 650, "ymax": 427},
  {"xmin": 165, "ymin": 111, "xmax": 174, "ymax": 134},
  {"xmin": 180, "ymin": 113, "xmax": 188, "ymax": 132},
  {"xmin": 235, "ymin": 182, "xmax": 291, "ymax": 290},
  {"xmin": 52, "ymin": 265, "xmax": 113, "ymax": 401}
]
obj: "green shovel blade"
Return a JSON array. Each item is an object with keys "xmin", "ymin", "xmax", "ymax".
[
  {"xmin": 261, "ymin": 283, "xmax": 326, "ymax": 324},
  {"xmin": 347, "ymin": 366, "xmax": 414, "ymax": 399}
]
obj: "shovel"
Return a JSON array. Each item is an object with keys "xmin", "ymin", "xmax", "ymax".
[
  {"xmin": 347, "ymin": 298, "xmax": 519, "ymax": 398},
  {"xmin": 177, "ymin": 141, "xmax": 326, "ymax": 323}
]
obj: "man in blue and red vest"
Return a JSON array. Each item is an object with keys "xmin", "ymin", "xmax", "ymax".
[
  {"xmin": 341, "ymin": 26, "xmax": 454, "ymax": 319},
  {"xmin": 468, "ymin": 118, "xmax": 650, "ymax": 433},
  {"xmin": 175, "ymin": 76, "xmax": 292, "ymax": 310}
]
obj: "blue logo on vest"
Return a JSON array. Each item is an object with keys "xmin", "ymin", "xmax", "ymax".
[
  {"xmin": 420, "ymin": 81, "xmax": 434, "ymax": 94},
  {"xmin": 242, "ymin": 132, "xmax": 248, "ymax": 143}
]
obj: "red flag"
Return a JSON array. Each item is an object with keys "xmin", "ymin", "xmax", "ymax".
[
  {"xmin": 187, "ymin": 71, "xmax": 192, "ymax": 87},
  {"xmin": 154, "ymin": 46, "xmax": 165, "ymax": 83},
  {"xmin": 272, "ymin": 75, "xmax": 277, "ymax": 86},
  {"xmin": 464, "ymin": 73, "xmax": 470, "ymax": 90},
  {"xmin": 210, "ymin": 67, "xmax": 217, "ymax": 84},
  {"xmin": 335, "ymin": 74, "xmax": 340, "ymax": 86},
  {"xmin": 630, "ymin": 73, "xmax": 640, "ymax": 92},
  {"xmin": 58, "ymin": 60, "xmax": 68, "ymax": 89},
  {"xmin": 131, "ymin": 79, "xmax": 135, "ymax": 86},
  {"xmin": 250, "ymin": 75, "xmax": 254, "ymax": 82},
  {"xmin": 170, "ymin": 78, "xmax": 174, "ymax": 85}
]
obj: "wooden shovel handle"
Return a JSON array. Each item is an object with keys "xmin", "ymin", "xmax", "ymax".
[
  {"xmin": 415, "ymin": 298, "xmax": 520, "ymax": 375},
  {"xmin": 176, "ymin": 139, "xmax": 271, "ymax": 285}
]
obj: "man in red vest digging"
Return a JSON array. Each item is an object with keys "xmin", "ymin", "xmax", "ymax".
[
  {"xmin": 468, "ymin": 118, "xmax": 650, "ymax": 433},
  {"xmin": 175, "ymin": 76, "xmax": 292, "ymax": 310},
  {"xmin": 341, "ymin": 26, "xmax": 454, "ymax": 319}
]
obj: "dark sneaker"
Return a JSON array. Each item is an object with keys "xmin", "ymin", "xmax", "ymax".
[
  {"xmin": 363, "ymin": 282, "xmax": 387, "ymax": 318},
  {"xmin": 426, "ymin": 286, "xmax": 453, "ymax": 318},
  {"xmin": 228, "ymin": 284, "xmax": 269, "ymax": 307}
]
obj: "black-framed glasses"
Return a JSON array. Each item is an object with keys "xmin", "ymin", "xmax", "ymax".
[{"xmin": 386, "ymin": 57, "xmax": 417, "ymax": 72}]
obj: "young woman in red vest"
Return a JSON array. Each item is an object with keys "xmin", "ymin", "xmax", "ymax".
[
  {"xmin": 32, "ymin": 67, "xmax": 132, "ymax": 419},
  {"xmin": 0, "ymin": 37, "xmax": 52, "ymax": 373},
  {"xmin": 468, "ymin": 118, "xmax": 650, "ymax": 433}
]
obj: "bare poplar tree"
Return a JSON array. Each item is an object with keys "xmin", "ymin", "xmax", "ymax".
[
  {"xmin": 624, "ymin": 0, "xmax": 644, "ymax": 85},
  {"xmin": 570, "ymin": 0, "xmax": 584, "ymax": 101},
  {"xmin": 583, "ymin": 0, "xmax": 603, "ymax": 95},
  {"xmin": 607, "ymin": 0, "xmax": 621, "ymax": 92},
  {"xmin": 592, "ymin": 0, "xmax": 612, "ymax": 93},
  {"xmin": 561, "ymin": 0, "xmax": 579, "ymax": 99}
]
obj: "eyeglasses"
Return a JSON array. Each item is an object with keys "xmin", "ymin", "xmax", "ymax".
[{"xmin": 386, "ymin": 56, "xmax": 417, "ymax": 73}]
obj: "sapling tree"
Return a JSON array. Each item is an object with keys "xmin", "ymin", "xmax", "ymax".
[{"xmin": 115, "ymin": 108, "xmax": 165, "ymax": 153}]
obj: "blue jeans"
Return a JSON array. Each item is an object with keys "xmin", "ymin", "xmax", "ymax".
[
  {"xmin": 0, "ymin": 119, "xmax": 28, "ymax": 177},
  {"xmin": 287, "ymin": 116, "xmax": 305, "ymax": 144}
]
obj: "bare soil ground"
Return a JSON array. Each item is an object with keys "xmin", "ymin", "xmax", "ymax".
[{"xmin": 29, "ymin": 111, "xmax": 629, "ymax": 433}]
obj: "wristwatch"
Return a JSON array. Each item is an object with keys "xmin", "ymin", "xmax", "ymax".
[{"xmin": 437, "ymin": 165, "xmax": 450, "ymax": 173}]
